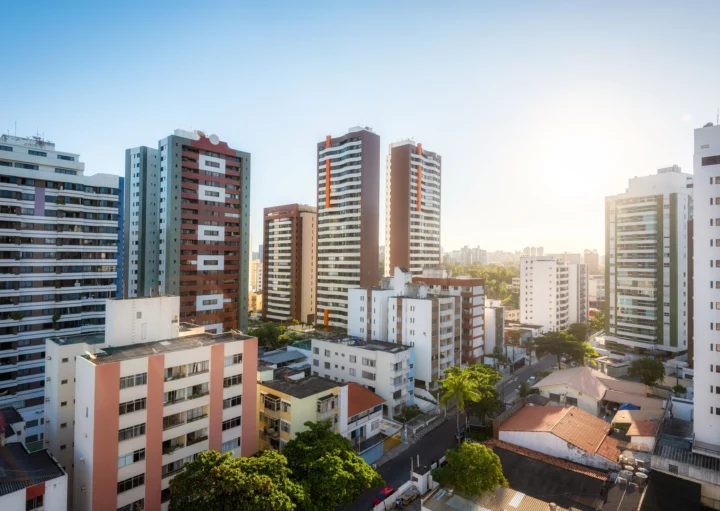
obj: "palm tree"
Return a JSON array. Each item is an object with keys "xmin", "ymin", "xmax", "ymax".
[{"xmin": 439, "ymin": 370, "xmax": 481, "ymax": 443}]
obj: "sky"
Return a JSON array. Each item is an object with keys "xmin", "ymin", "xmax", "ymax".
[{"xmin": 2, "ymin": 1, "xmax": 719, "ymax": 256}]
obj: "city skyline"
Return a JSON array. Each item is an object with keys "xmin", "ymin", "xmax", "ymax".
[{"xmin": 4, "ymin": 1, "xmax": 720, "ymax": 254}]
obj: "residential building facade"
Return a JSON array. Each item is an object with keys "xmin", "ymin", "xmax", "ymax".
[
  {"xmin": 520, "ymin": 256, "xmax": 588, "ymax": 332},
  {"xmin": 257, "ymin": 369, "xmax": 347, "ymax": 451},
  {"xmin": 125, "ymin": 129, "xmax": 251, "ymax": 333},
  {"xmin": 71, "ymin": 298, "xmax": 258, "ymax": 511},
  {"xmin": 0, "ymin": 134, "xmax": 122, "ymax": 444},
  {"xmin": 316, "ymin": 127, "xmax": 380, "ymax": 328},
  {"xmin": 604, "ymin": 166, "xmax": 692, "ymax": 354},
  {"xmin": 262, "ymin": 204, "xmax": 316, "ymax": 323},
  {"xmin": 692, "ymin": 122, "xmax": 720, "ymax": 457},
  {"xmin": 384, "ymin": 140, "xmax": 441, "ymax": 276},
  {"xmin": 310, "ymin": 337, "xmax": 414, "ymax": 417}
]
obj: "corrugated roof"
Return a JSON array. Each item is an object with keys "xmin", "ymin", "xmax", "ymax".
[
  {"xmin": 0, "ymin": 444, "xmax": 65, "ymax": 496},
  {"xmin": 346, "ymin": 383, "xmax": 385, "ymax": 417}
]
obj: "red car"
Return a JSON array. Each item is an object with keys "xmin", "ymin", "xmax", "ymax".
[{"xmin": 373, "ymin": 486, "xmax": 395, "ymax": 506}]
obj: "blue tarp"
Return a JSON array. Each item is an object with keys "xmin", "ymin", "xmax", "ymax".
[{"xmin": 618, "ymin": 403, "xmax": 641, "ymax": 411}]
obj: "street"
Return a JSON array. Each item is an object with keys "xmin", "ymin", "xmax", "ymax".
[{"xmin": 340, "ymin": 355, "xmax": 556, "ymax": 511}]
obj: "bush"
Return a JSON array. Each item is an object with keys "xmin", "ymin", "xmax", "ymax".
[
  {"xmin": 672, "ymin": 384, "xmax": 687, "ymax": 395},
  {"xmin": 393, "ymin": 405, "xmax": 422, "ymax": 423}
]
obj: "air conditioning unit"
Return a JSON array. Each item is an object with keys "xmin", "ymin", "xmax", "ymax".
[{"xmin": 46, "ymin": 356, "xmax": 52, "ymax": 360}]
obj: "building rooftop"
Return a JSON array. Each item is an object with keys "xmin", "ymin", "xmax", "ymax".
[
  {"xmin": 653, "ymin": 417, "xmax": 720, "ymax": 471},
  {"xmin": 312, "ymin": 336, "xmax": 412, "ymax": 353},
  {"xmin": 499, "ymin": 405, "xmax": 620, "ymax": 462},
  {"xmin": 46, "ymin": 331, "xmax": 106, "ymax": 346},
  {"xmin": 0, "ymin": 444, "xmax": 65, "ymax": 497},
  {"xmin": 611, "ymin": 409, "xmax": 663, "ymax": 424},
  {"xmin": 484, "ymin": 439, "xmax": 605, "ymax": 511},
  {"xmin": 347, "ymin": 383, "xmax": 385, "ymax": 417},
  {"xmin": 261, "ymin": 375, "xmax": 342, "ymax": 400},
  {"xmin": 423, "ymin": 485, "xmax": 570, "ymax": 511},
  {"xmin": 258, "ymin": 349, "xmax": 308, "ymax": 365},
  {"xmin": 0, "ymin": 407, "xmax": 23, "ymax": 437},
  {"xmin": 627, "ymin": 420, "xmax": 660, "ymax": 437},
  {"xmin": 82, "ymin": 331, "xmax": 252, "ymax": 365}
]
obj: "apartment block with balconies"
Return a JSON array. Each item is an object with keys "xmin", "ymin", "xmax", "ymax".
[
  {"xmin": 310, "ymin": 336, "xmax": 414, "ymax": 417},
  {"xmin": 604, "ymin": 166, "xmax": 692, "ymax": 354},
  {"xmin": 0, "ymin": 134, "xmax": 122, "ymax": 446},
  {"xmin": 257, "ymin": 368, "xmax": 347, "ymax": 451}
]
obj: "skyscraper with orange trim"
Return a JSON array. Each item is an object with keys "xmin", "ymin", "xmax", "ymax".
[
  {"xmin": 384, "ymin": 140, "xmax": 442, "ymax": 276},
  {"xmin": 316, "ymin": 127, "xmax": 380, "ymax": 328}
]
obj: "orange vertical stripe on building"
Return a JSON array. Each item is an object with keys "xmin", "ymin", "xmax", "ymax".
[
  {"xmin": 325, "ymin": 159, "xmax": 331, "ymax": 209},
  {"xmin": 145, "ymin": 354, "xmax": 165, "ymax": 511},
  {"xmin": 324, "ymin": 309, "xmax": 329, "ymax": 326},
  {"xmin": 240, "ymin": 337, "xmax": 258, "ymax": 457},
  {"xmin": 92, "ymin": 363, "xmax": 121, "ymax": 511},
  {"xmin": 325, "ymin": 135, "xmax": 331, "ymax": 148},
  {"xmin": 416, "ymin": 144, "xmax": 423, "ymax": 212},
  {"xmin": 209, "ymin": 344, "xmax": 225, "ymax": 453}
]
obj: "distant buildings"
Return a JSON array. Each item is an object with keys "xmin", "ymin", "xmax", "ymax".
[
  {"xmin": 124, "ymin": 129, "xmax": 251, "ymax": 333},
  {"xmin": 604, "ymin": 165, "xmax": 692, "ymax": 355},
  {"xmin": 588, "ymin": 274, "xmax": 605, "ymax": 307},
  {"xmin": 583, "ymin": 249, "xmax": 600, "ymax": 274},
  {"xmin": 692, "ymin": 122, "xmax": 720, "ymax": 457},
  {"xmin": 250, "ymin": 258, "xmax": 263, "ymax": 293},
  {"xmin": 261, "ymin": 204, "xmax": 316, "ymax": 323},
  {"xmin": 547, "ymin": 252, "xmax": 582, "ymax": 264},
  {"xmin": 522, "ymin": 246, "xmax": 544, "ymax": 257},
  {"xmin": 442, "ymin": 245, "xmax": 486, "ymax": 265},
  {"xmin": 0, "ymin": 134, "xmax": 122, "ymax": 445},
  {"xmin": 316, "ymin": 127, "xmax": 380, "ymax": 328},
  {"xmin": 486, "ymin": 250, "xmax": 517, "ymax": 264},
  {"xmin": 384, "ymin": 140, "xmax": 441, "ymax": 276},
  {"xmin": 520, "ymin": 256, "xmax": 588, "ymax": 332}
]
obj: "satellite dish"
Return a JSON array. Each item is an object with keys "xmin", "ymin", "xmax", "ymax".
[{"xmin": 209, "ymin": 134, "xmax": 220, "ymax": 145}]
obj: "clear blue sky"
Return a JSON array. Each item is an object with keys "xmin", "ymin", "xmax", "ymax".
[{"xmin": 2, "ymin": 1, "xmax": 719, "ymax": 255}]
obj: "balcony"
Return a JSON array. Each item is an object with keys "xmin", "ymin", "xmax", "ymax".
[
  {"xmin": 186, "ymin": 428, "xmax": 208, "ymax": 446},
  {"xmin": 263, "ymin": 394, "xmax": 282, "ymax": 413},
  {"xmin": 162, "ymin": 439, "xmax": 185, "ymax": 455},
  {"xmin": 163, "ymin": 413, "xmax": 186, "ymax": 431}
]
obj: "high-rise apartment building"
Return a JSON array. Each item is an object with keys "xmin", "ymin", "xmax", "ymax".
[
  {"xmin": 0, "ymin": 134, "xmax": 122, "ymax": 444},
  {"xmin": 604, "ymin": 166, "xmax": 692, "ymax": 354},
  {"xmin": 520, "ymin": 256, "xmax": 589, "ymax": 332},
  {"xmin": 262, "ymin": 204, "xmax": 317, "ymax": 323},
  {"xmin": 61, "ymin": 297, "xmax": 258, "ymax": 511},
  {"xmin": 384, "ymin": 140, "xmax": 441, "ymax": 276},
  {"xmin": 125, "ymin": 130, "xmax": 251, "ymax": 333},
  {"xmin": 584, "ymin": 249, "xmax": 600, "ymax": 274},
  {"xmin": 250, "ymin": 258, "xmax": 263, "ymax": 293},
  {"xmin": 691, "ymin": 122, "xmax": 720, "ymax": 457},
  {"xmin": 316, "ymin": 127, "xmax": 380, "ymax": 328}
]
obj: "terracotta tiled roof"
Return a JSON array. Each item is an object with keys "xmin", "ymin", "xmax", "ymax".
[
  {"xmin": 346, "ymin": 382, "xmax": 385, "ymax": 417},
  {"xmin": 611, "ymin": 409, "xmax": 663, "ymax": 424},
  {"xmin": 499, "ymin": 405, "xmax": 621, "ymax": 463},
  {"xmin": 483, "ymin": 439, "xmax": 607, "ymax": 481},
  {"xmin": 627, "ymin": 419, "xmax": 660, "ymax": 437}
]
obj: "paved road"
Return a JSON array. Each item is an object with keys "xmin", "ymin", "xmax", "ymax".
[
  {"xmin": 340, "ymin": 416, "xmax": 462, "ymax": 511},
  {"xmin": 497, "ymin": 355, "xmax": 556, "ymax": 401},
  {"xmin": 340, "ymin": 355, "xmax": 556, "ymax": 511}
]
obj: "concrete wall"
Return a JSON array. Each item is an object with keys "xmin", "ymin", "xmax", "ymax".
[
  {"xmin": 499, "ymin": 430, "xmax": 618, "ymax": 470},
  {"xmin": 105, "ymin": 296, "xmax": 179, "ymax": 346},
  {"xmin": 535, "ymin": 383, "xmax": 601, "ymax": 416}
]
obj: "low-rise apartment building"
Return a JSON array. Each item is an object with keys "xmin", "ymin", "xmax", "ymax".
[
  {"xmin": 310, "ymin": 336, "xmax": 414, "ymax": 417},
  {"xmin": 345, "ymin": 382, "xmax": 385, "ymax": 464},
  {"xmin": 257, "ymin": 368, "xmax": 347, "ymax": 451}
]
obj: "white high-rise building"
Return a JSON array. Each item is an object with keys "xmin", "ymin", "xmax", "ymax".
[
  {"xmin": 692, "ymin": 122, "xmax": 720, "ymax": 457},
  {"xmin": 0, "ymin": 135, "xmax": 122, "ymax": 446},
  {"xmin": 520, "ymin": 256, "xmax": 588, "ymax": 332},
  {"xmin": 604, "ymin": 166, "xmax": 692, "ymax": 354}
]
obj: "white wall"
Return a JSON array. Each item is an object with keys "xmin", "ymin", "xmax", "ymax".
[
  {"xmin": 498, "ymin": 430, "xmax": 618, "ymax": 470},
  {"xmin": 45, "ymin": 474, "xmax": 69, "ymax": 511},
  {"xmin": 535, "ymin": 384, "xmax": 601, "ymax": 416},
  {"xmin": 73, "ymin": 357, "xmax": 97, "ymax": 511},
  {"xmin": 105, "ymin": 296, "xmax": 179, "ymax": 347},
  {"xmin": 0, "ymin": 489, "xmax": 24, "ymax": 510}
]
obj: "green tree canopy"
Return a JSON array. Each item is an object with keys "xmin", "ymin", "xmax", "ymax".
[
  {"xmin": 168, "ymin": 450, "xmax": 303, "ymax": 511},
  {"xmin": 282, "ymin": 421, "xmax": 384, "ymax": 511},
  {"xmin": 568, "ymin": 323, "xmax": 589, "ymax": 342},
  {"xmin": 534, "ymin": 331, "xmax": 598, "ymax": 367},
  {"xmin": 590, "ymin": 310, "xmax": 606, "ymax": 333},
  {"xmin": 432, "ymin": 443, "xmax": 508, "ymax": 497},
  {"xmin": 628, "ymin": 357, "xmax": 665, "ymax": 386},
  {"xmin": 441, "ymin": 366, "xmax": 502, "ymax": 436}
]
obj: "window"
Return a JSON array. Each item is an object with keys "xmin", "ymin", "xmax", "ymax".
[
  {"xmin": 28, "ymin": 150, "xmax": 47, "ymax": 157},
  {"xmin": 204, "ymin": 190, "xmax": 220, "ymax": 197},
  {"xmin": 324, "ymin": 349, "xmax": 330, "ymax": 357},
  {"xmin": 313, "ymin": 347, "xmax": 319, "ymax": 355},
  {"xmin": 549, "ymin": 393, "xmax": 561, "ymax": 402},
  {"xmin": 61, "ymin": 401, "xmax": 67, "ymax": 407},
  {"xmin": 119, "ymin": 423, "xmax": 146, "ymax": 442},
  {"xmin": 223, "ymin": 374, "xmax": 242, "ymax": 387},
  {"xmin": 117, "ymin": 474, "xmax": 145, "ymax": 494},
  {"xmin": 0, "ymin": 145, "xmax": 12, "ymax": 152},
  {"xmin": 61, "ymin": 379, "xmax": 68, "ymax": 385},
  {"xmin": 204, "ymin": 260, "xmax": 219, "ymax": 266},
  {"xmin": 565, "ymin": 396, "xmax": 578, "ymax": 407},
  {"xmin": 224, "ymin": 353, "xmax": 242, "ymax": 366},
  {"xmin": 60, "ymin": 423, "xmax": 67, "ymax": 429},
  {"xmin": 118, "ymin": 449, "xmax": 146, "ymax": 468},
  {"xmin": 280, "ymin": 420, "xmax": 291, "ymax": 433},
  {"xmin": 313, "ymin": 359, "xmax": 319, "ymax": 367},
  {"xmin": 57, "ymin": 154, "xmax": 75, "ymax": 161},
  {"xmin": 223, "ymin": 395, "xmax": 242, "ymax": 409},
  {"xmin": 349, "ymin": 355, "xmax": 356, "ymax": 363},
  {"xmin": 361, "ymin": 371, "xmax": 376, "ymax": 381},
  {"xmin": 221, "ymin": 437, "xmax": 240, "ymax": 453},
  {"xmin": 349, "ymin": 368, "xmax": 356, "ymax": 376},
  {"xmin": 282, "ymin": 401, "xmax": 291, "ymax": 413},
  {"xmin": 205, "ymin": 160, "xmax": 221, "ymax": 168},
  {"xmin": 117, "ymin": 499, "xmax": 145, "ymax": 511},
  {"xmin": 362, "ymin": 358, "xmax": 376, "ymax": 367},
  {"xmin": 120, "ymin": 373, "xmax": 147, "ymax": 389},
  {"xmin": 324, "ymin": 362, "xmax": 330, "ymax": 369},
  {"xmin": 188, "ymin": 360, "xmax": 209, "ymax": 375},
  {"xmin": 61, "ymin": 357, "xmax": 69, "ymax": 363},
  {"xmin": 26, "ymin": 496, "xmax": 43, "ymax": 510},
  {"xmin": 703, "ymin": 155, "xmax": 720, "ymax": 166},
  {"xmin": 119, "ymin": 398, "xmax": 147, "ymax": 415},
  {"xmin": 222, "ymin": 417, "xmax": 241, "ymax": 431},
  {"xmin": 202, "ymin": 298, "xmax": 218, "ymax": 305}
]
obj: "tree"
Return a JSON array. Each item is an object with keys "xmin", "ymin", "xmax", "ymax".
[
  {"xmin": 628, "ymin": 357, "xmax": 665, "ymax": 387},
  {"xmin": 521, "ymin": 338, "xmax": 535, "ymax": 366},
  {"xmin": 534, "ymin": 331, "xmax": 598, "ymax": 367},
  {"xmin": 517, "ymin": 381, "xmax": 531, "ymax": 398},
  {"xmin": 282, "ymin": 421, "xmax": 383, "ymax": 511},
  {"xmin": 168, "ymin": 450, "xmax": 303, "ymax": 511},
  {"xmin": 568, "ymin": 323, "xmax": 589, "ymax": 342},
  {"xmin": 432, "ymin": 443, "xmax": 508, "ymax": 498},
  {"xmin": 441, "ymin": 366, "xmax": 501, "ymax": 438},
  {"xmin": 590, "ymin": 310, "xmax": 606, "ymax": 333},
  {"xmin": 248, "ymin": 323, "xmax": 282, "ymax": 348}
]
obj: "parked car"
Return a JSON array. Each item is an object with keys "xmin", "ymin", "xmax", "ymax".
[{"xmin": 373, "ymin": 486, "xmax": 395, "ymax": 506}]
